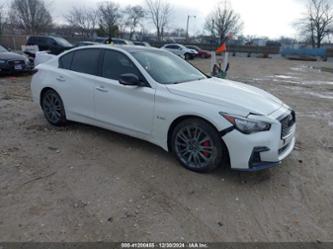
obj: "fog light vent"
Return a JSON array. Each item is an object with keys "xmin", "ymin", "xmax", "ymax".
[{"xmin": 249, "ymin": 147, "xmax": 270, "ymax": 168}]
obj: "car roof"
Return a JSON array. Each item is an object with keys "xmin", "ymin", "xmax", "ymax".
[
  {"xmin": 28, "ymin": 35, "xmax": 60, "ymax": 39},
  {"xmin": 69, "ymin": 44, "xmax": 162, "ymax": 54},
  {"xmin": 120, "ymin": 45, "xmax": 161, "ymax": 53},
  {"xmin": 79, "ymin": 41, "xmax": 98, "ymax": 44}
]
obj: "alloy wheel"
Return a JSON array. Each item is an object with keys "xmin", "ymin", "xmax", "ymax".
[
  {"xmin": 174, "ymin": 126, "xmax": 215, "ymax": 169},
  {"xmin": 42, "ymin": 91, "xmax": 63, "ymax": 124}
]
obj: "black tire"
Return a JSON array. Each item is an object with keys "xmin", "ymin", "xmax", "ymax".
[
  {"xmin": 184, "ymin": 53, "xmax": 191, "ymax": 60},
  {"xmin": 171, "ymin": 118, "xmax": 227, "ymax": 173},
  {"xmin": 41, "ymin": 89, "xmax": 67, "ymax": 126}
]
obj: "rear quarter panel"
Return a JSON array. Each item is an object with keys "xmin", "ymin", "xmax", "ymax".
[{"xmin": 31, "ymin": 62, "xmax": 61, "ymax": 106}]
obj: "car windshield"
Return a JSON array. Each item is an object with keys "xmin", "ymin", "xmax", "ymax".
[
  {"xmin": 131, "ymin": 50, "xmax": 206, "ymax": 85},
  {"xmin": 53, "ymin": 37, "xmax": 72, "ymax": 47},
  {"xmin": 0, "ymin": 45, "xmax": 8, "ymax": 52},
  {"xmin": 189, "ymin": 46, "xmax": 199, "ymax": 51}
]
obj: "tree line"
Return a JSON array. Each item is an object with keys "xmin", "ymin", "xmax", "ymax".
[
  {"xmin": 0, "ymin": 0, "xmax": 173, "ymax": 42},
  {"xmin": 0, "ymin": 0, "xmax": 332, "ymax": 48}
]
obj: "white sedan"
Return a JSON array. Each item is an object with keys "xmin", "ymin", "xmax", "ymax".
[
  {"xmin": 161, "ymin": 44, "xmax": 197, "ymax": 60},
  {"xmin": 31, "ymin": 45, "xmax": 296, "ymax": 172}
]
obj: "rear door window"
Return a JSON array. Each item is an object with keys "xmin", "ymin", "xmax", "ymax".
[
  {"xmin": 70, "ymin": 49, "xmax": 101, "ymax": 75},
  {"xmin": 46, "ymin": 38, "xmax": 57, "ymax": 46},
  {"xmin": 59, "ymin": 52, "xmax": 74, "ymax": 70},
  {"xmin": 38, "ymin": 37, "xmax": 48, "ymax": 46},
  {"xmin": 27, "ymin": 37, "xmax": 38, "ymax": 45}
]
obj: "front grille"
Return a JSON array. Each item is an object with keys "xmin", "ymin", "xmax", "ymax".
[
  {"xmin": 279, "ymin": 110, "xmax": 296, "ymax": 139},
  {"xmin": 8, "ymin": 60, "xmax": 25, "ymax": 66}
]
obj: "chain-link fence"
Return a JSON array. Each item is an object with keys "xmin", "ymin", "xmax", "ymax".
[{"xmin": 0, "ymin": 35, "xmax": 28, "ymax": 51}]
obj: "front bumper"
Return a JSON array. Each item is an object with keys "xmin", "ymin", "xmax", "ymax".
[
  {"xmin": 0, "ymin": 62, "xmax": 33, "ymax": 75},
  {"xmin": 222, "ymin": 108, "xmax": 296, "ymax": 171}
]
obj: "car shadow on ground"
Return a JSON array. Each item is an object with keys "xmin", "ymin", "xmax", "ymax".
[
  {"xmin": 37, "ymin": 119, "xmax": 276, "ymax": 186},
  {"xmin": 0, "ymin": 72, "xmax": 34, "ymax": 78}
]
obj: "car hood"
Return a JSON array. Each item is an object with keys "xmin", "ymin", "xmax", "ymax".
[
  {"xmin": 166, "ymin": 77, "xmax": 284, "ymax": 116},
  {"xmin": 0, "ymin": 52, "xmax": 26, "ymax": 60},
  {"xmin": 186, "ymin": 48, "xmax": 197, "ymax": 54}
]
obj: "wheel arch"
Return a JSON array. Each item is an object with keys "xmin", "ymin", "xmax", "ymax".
[
  {"xmin": 167, "ymin": 115, "xmax": 231, "ymax": 167},
  {"xmin": 184, "ymin": 52, "xmax": 191, "ymax": 58},
  {"xmin": 40, "ymin": 87, "xmax": 60, "ymax": 107},
  {"xmin": 167, "ymin": 115, "xmax": 227, "ymax": 149}
]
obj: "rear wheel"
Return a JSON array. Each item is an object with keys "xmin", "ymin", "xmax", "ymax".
[
  {"xmin": 171, "ymin": 118, "xmax": 226, "ymax": 172},
  {"xmin": 41, "ymin": 89, "xmax": 67, "ymax": 126}
]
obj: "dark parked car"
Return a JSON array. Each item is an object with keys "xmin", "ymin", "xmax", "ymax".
[
  {"xmin": 75, "ymin": 41, "xmax": 99, "ymax": 47},
  {"xmin": 26, "ymin": 36, "xmax": 73, "ymax": 55},
  {"xmin": 0, "ymin": 45, "xmax": 32, "ymax": 75},
  {"xmin": 94, "ymin": 37, "xmax": 133, "ymax": 45},
  {"xmin": 186, "ymin": 45, "xmax": 211, "ymax": 58},
  {"xmin": 112, "ymin": 38, "xmax": 133, "ymax": 45}
]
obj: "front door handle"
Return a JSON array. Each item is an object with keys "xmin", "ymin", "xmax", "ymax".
[
  {"xmin": 56, "ymin": 76, "xmax": 66, "ymax": 82},
  {"xmin": 96, "ymin": 86, "xmax": 108, "ymax": 93}
]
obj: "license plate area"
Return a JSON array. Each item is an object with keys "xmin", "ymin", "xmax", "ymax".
[{"xmin": 14, "ymin": 65, "xmax": 23, "ymax": 70}]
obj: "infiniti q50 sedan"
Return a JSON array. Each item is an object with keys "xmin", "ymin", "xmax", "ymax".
[{"xmin": 31, "ymin": 45, "xmax": 296, "ymax": 172}]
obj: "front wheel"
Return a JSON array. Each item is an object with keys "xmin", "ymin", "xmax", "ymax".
[
  {"xmin": 41, "ymin": 89, "xmax": 67, "ymax": 126},
  {"xmin": 171, "ymin": 118, "xmax": 227, "ymax": 173},
  {"xmin": 184, "ymin": 53, "xmax": 191, "ymax": 60}
]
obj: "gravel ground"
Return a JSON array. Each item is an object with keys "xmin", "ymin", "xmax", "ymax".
[{"xmin": 0, "ymin": 56, "xmax": 332, "ymax": 242}]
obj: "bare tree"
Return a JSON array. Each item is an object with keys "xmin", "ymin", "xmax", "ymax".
[
  {"xmin": 98, "ymin": 1, "xmax": 121, "ymax": 39},
  {"xmin": 65, "ymin": 7, "xmax": 98, "ymax": 38},
  {"xmin": 124, "ymin": 5, "xmax": 145, "ymax": 40},
  {"xmin": 205, "ymin": 1, "xmax": 242, "ymax": 43},
  {"xmin": 297, "ymin": 0, "xmax": 333, "ymax": 48},
  {"xmin": 9, "ymin": 0, "xmax": 53, "ymax": 34},
  {"xmin": 0, "ymin": 3, "xmax": 6, "ymax": 36},
  {"xmin": 145, "ymin": 0, "xmax": 171, "ymax": 41}
]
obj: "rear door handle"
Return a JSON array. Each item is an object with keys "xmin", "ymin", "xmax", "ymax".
[
  {"xmin": 96, "ymin": 86, "xmax": 108, "ymax": 93},
  {"xmin": 56, "ymin": 76, "xmax": 66, "ymax": 82}
]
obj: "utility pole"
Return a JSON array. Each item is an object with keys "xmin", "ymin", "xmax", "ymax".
[
  {"xmin": 211, "ymin": 19, "xmax": 215, "ymax": 51},
  {"xmin": 186, "ymin": 15, "xmax": 196, "ymax": 42}
]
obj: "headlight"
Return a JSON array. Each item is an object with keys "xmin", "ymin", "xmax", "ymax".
[
  {"xmin": 0, "ymin": 60, "xmax": 6, "ymax": 64},
  {"xmin": 220, "ymin": 113, "xmax": 271, "ymax": 134}
]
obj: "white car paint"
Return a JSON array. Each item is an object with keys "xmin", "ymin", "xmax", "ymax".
[
  {"xmin": 31, "ymin": 45, "xmax": 296, "ymax": 171},
  {"xmin": 34, "ymin": 51, "xmax": 56, "ymax": 66},
  {"xmin": 161, "ymin": 44, "xmax": 196, "ymax": 58}
]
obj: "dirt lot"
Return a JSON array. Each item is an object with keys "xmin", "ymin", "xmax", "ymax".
[{"xmin": 0, "ymin": 56, "xmax": 332, "ymax": 242}]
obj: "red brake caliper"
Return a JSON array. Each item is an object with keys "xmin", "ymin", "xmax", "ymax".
[{"xmin": 202, "ymin": 141, "xmax": 210, "ymax": 158}]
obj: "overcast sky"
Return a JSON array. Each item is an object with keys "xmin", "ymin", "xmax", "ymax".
[{"xmin": 4, "ymin": 0, "xmax": 333, "ymax": 39}]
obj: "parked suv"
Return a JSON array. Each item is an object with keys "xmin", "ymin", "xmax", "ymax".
[
  {"xmin": 26, "ymin": 36, "xmax": 73, "ymax": 55},
  {"xmin": 161, "ymin": 44, "xmax": 197, "ymax": 60}
]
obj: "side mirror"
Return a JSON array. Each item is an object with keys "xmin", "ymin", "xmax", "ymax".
[{"xmin": 119, "ymin": 73, "xmax": 142, "ymax": 86}]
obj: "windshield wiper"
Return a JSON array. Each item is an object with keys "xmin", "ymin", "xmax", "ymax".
[{"xmin": 172, "ymin": 77, "xmax": 206, "ymax": 85}]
